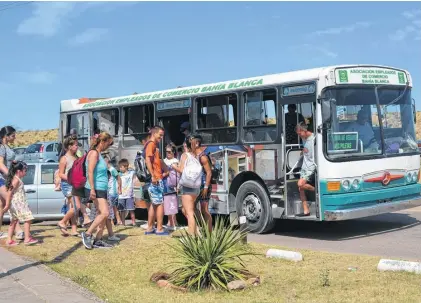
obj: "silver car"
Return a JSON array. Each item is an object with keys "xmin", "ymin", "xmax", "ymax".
[
  {"xmin": 19, "ymin": 141, "xmax": 61, "ymax": 163},
  {"xmin": 3, "ymin": 163, "xmax": 65, "ymax": 222}
]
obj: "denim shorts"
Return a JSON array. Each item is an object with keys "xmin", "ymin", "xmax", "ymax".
[
  {"xmin": 61, "ymin": 181, "xmax": 72, "ymax": 198},
  {"xmin": 195, "ymin": 184, "xmax": 212, "ymax": 204},
  {"xmin": 147, "ymin": 181, "xmax": 164, "ymax": 205},
  {"xmin": 179, "ymin": 186, "xmax": 200, "ymax": 196},
  {"xmin": 117, "ymin": 198, "xmax": 135, "ymax": 211},
  {"xmin": 0, "ymin": 178, "xmax": 5, "ymax": 187}
]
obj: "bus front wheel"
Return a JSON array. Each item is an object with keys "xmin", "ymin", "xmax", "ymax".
[{"xmin": 235, "ymin": 180, "xmax": 275, "ymax": 234}]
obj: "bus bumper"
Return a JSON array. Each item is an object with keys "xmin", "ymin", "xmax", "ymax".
[{"xmin": 324, "ymin": 196, "xmax": 421, "ymax": 221}]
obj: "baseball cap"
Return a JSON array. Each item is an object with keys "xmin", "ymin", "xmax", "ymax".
[{"xmin": 180, "ymin": 121, "xmax": 190, "ymax": 131}]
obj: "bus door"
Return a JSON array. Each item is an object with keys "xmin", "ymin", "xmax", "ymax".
[
  {"xmin": 281, "ymin": 84, "xmax": 318, "ymax": 219},
  {"xmin": 64, "ymin": 112, "xmax": 91, "ymax": 153},
  {"xmin": 156, "ymin": 99, "xmax": 192, "ymax": 158}
]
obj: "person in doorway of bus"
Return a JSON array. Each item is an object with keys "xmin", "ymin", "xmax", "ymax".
[
  {"xmin": 144, "ymin": 126, "xmax": 168, "ymax": 236},
  {"xmin": 0, "ymin": 126, "xmax": 24, "ymax": 240},
  {"xmin": 180, "ymin": 121, "xmax": 191, "ymax": 139},
  {"xmin": 189, "ymin": 134, "xmax": 213, "ymax": 232},
  {"xmin": 285, "ymin": 104, "xmax": 305, "ymax": 145},
  {"xmin": 345, "ymin": 110, "xmax": 379, "ymax": 152},
  {"xmin": 295, "ymin": 122, "xmax": 316, "ymax": 217}
]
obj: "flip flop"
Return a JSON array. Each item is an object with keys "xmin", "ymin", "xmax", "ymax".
[
  {"xmin": 145, "ymin": 229, "xmax": 156, "ymax": 235},
  {"xmin": 57, "ymin": 224, "xmax": 69, "ymax": 236},
  {"xmin": 295, "ymin": 213, "xmax": 311, "ymax": 217}
]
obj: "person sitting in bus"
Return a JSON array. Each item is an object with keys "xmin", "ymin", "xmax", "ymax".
[
  {"xmin": 295, "ymin": 122, "xmax": 316, "ymax": 217},
  {"xmin": 180, "ymin": 121, "xmax": 191, "ymax": 138},
  {"xmin": 285, "ymin": 104, "xmax": 305, "ymax": 145},
  {"xmin": 345, "ymin": 110, "xmax": 378, "ymax": 151}
]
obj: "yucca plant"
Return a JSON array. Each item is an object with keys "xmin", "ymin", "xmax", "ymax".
[{"xmin": 167, "ymin": 215, "xmax": 257, "ymax": 291}]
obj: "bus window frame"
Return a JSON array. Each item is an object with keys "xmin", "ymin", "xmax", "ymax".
[
  {"xmin": 122, "ymin": 103, "xmax": 155, "ymax": 147},
  {"xmin": 193, "ymin": 92, "xmax": 239, "ymax": 145},
  {"xmin": 92, "ymin": 108, "xmax": 120, "ymax": 137},
  {"xmin": 242, "ymin": 87, "xmax": 279, "ymax": 144}
]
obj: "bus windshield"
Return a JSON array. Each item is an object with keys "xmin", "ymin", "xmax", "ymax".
[{"xmin": 322, "ymin": 86, "xmax": 417, "ymax": 160}]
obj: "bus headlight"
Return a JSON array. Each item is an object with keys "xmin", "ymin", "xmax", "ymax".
[
  {"xmin": 412, "ymin": 172, "xmax": 418, "ymax": 182},
  {"xmin": 352, "ymin": 179, "xmax": 361, "ymax": 190},
  {"xmin": 342, "ymin": 179, "xmax": 351, "ymax": 191},
  {"xmin": 406, "ymin": 172, "xmax": 413, "ymax": 183}
]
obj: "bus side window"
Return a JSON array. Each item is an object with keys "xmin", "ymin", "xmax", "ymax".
[
  {"xmin": 123, "ymin": 104, "xmax": 154, "ymax": 147},
  {"xmin": 195, "ymin": 94, "xmax": 238, "ymax": 144},
  {"xmin": 243, "ymin": 89, "xmax": 277, "ymax": 143},
  {"xmin": 92, "ymin": 109, "xmax": 119, "ymax": 136}
]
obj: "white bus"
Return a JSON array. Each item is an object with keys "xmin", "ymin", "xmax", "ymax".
[{"xmin": 59, "ymin": 65, "xmax": 421, "ymax": 233}]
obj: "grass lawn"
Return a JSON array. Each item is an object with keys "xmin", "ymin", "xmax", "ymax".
[{"xmin": 4, "ymin": 225, "xmax": 421, "ymax": 303}]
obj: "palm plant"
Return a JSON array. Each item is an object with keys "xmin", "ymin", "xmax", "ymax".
[{"xmin": 167, "ymin": 215, "xmax": 257, "ymax": 291}]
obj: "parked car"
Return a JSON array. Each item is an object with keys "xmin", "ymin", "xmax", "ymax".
[
  {"xmin": 20, "ymin": 141, "xmax": 62, "ymax": 163},
  {"xmin": 13, "ymin": 146, "xmax": 27, "ymax": 156},
  {"xmin": 2, "ymin": 163, "xmax": 65, "ymax": 222}
]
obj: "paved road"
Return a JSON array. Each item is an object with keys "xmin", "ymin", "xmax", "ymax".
[{"xmin": 249, "ymin": 206, "xmax": 421, "ymax": 261}]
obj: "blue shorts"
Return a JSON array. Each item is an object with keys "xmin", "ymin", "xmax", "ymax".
[
  {"xmin": 0, "ymin": 178, "xmax": 5, "ymax": 187},
  {"xmin": 118, "ymin": 198, "xmax": 135, "ymax": 211},
  {"xmin": 147, "ymin": 181, "xmax": 164, "ymax": 205},
  {"xmin": 108, "ymin": 195, "xmax": 119, "ymax": 207},
  {"xmin": 61, "ymin": 181, "xmax": 73, "ymax": 198}
]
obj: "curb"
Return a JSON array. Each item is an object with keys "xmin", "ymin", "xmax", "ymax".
[
  {"xmin": 266, "ymin": 249, "xmax": 303, "ymax": 262},
  {"xmin": 377, "ymin": 259, "xmax": 421, "ymax": 274}
]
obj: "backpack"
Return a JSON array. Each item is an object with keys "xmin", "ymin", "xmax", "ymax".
[
  {"xmin": 179, "ymin": 153, "xmax": 202, "ymax": 189},
  {"xmin": 198, "ymin": 150, "xmax": 220, "ymax": 185},
  {"xmin": 166, "ymin": 168, "xmax": 180, "ymax": 188},
  {"xmin": 134, "ymin": 141, "xmax": 152, "ymax": 183},
  {"xmin": 67, "ymin": 151, "xmax": 91, "ymax": 190}
]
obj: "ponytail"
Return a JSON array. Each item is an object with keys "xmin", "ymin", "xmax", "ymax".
[
  {"xmin": 6, "ymin": 161, "xmax": 27, "ymax": 191},
  {"xmin": 90, "ymin": 132, "xmax": 112, "ymax": 150}
]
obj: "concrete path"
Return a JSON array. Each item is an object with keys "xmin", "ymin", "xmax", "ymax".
[{"xmin": 0, "ymin": 247, "xmax": 102, "ymax": 303}]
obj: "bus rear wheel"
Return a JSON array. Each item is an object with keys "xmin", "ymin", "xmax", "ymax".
[{"xmin": 235, "ymin": 180, "xmax": 275, "ymax": 234}]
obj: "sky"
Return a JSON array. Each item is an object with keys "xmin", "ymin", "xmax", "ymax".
[{"xmin": 0, "ymin": 1, "xmax": 420, "ymax": 131}]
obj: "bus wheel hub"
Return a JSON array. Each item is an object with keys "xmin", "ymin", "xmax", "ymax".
[{"xmin": 243, "ymin": 194, "xmax": 262, "ymax": 221}]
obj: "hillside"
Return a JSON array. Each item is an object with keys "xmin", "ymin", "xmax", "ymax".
[
  {"xmin": 12, "ymin": 129, "xmax": 59, "ymax": 147},
  {"xmin": 10, "ymin": 112, "xmax": 421, "ymax": 147}
]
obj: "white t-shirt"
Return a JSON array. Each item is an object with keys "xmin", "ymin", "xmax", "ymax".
[
  {"xmin": 164, "ymin": 158, "xmax": 179, "ymax": 167},
  {"xmin": 118, "ymin": 170, "xmax": 136, "ymax": 199}
]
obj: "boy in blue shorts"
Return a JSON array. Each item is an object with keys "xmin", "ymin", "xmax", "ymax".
[{"xmin": 118, "ymin": 159, "xmax": 136, "ymax": 226}]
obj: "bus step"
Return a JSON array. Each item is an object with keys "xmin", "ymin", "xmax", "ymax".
[
  {"xmin": 287, "ymin": 214, "xmax": 318, "ymax": 221},
  {"xmin": 270, "ymin": 195, "xmax": 284, "ymax": 199}
]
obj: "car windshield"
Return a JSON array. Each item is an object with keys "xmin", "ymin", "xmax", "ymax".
[{"xmin": 322, "ymin": 86, "xmax": 417, "ymax": 160}]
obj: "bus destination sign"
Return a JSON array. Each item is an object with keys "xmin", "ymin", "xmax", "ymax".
[{"xmin": 328, "ymin": 132, "xmax": 359, "ymax": 153}]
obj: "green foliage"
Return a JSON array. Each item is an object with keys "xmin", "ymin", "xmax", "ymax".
[{"xmin": 167, "ymin": 215, "xmax": 256, "ymax": 291}]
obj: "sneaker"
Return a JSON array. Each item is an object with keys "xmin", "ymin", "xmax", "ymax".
[
  {"xmin": 107, "ymin": 235, "xmax": 120, "ymax": 241},
  {"xmin": 93, "ymin": 240, "xmax": 113, "ymax": 249},
  {"xmin": 15, "ymin": 232, "xmax": 24, "ymax": 241},
  {"xmin": 24, "ymin": 238, "xmax": 38, "ymax": 246},
  {"xmin": 7, "ymin": 240, "xmax": 19, "ymax": 246},
  {"xmin": 81, "ymin": 232, "xmax": 93, "ymax": 250},
  {"xmin": 140, "ymin": 223, "xmax": 148, "ymax": 230},
  {"xmin": 0, "ymin": 232, "xmax": 7, "ymax": 239}
]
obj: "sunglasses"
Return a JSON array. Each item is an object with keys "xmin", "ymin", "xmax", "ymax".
[{"xmin": 166, "ymin": 150, "xmax": 173, "ymax": 153}]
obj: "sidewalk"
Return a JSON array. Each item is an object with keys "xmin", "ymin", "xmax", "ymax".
[{"xmin": 0, "ymin": 247, "xmax": 102, "ymax": 303}]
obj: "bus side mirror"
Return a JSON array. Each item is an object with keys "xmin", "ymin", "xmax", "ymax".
[{"xmin": 412, "ymin": 98, "xmax": 416, "ymax": 123}]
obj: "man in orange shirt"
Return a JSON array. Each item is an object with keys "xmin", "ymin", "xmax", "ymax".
[{"xmin": 144, "ymin": 126, "xmax": 168, "ymax": 236}]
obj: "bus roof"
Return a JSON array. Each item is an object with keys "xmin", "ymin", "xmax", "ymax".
[{"xmin": 60, "ymin": 64, "xmax": 411, "ymax": 112}]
